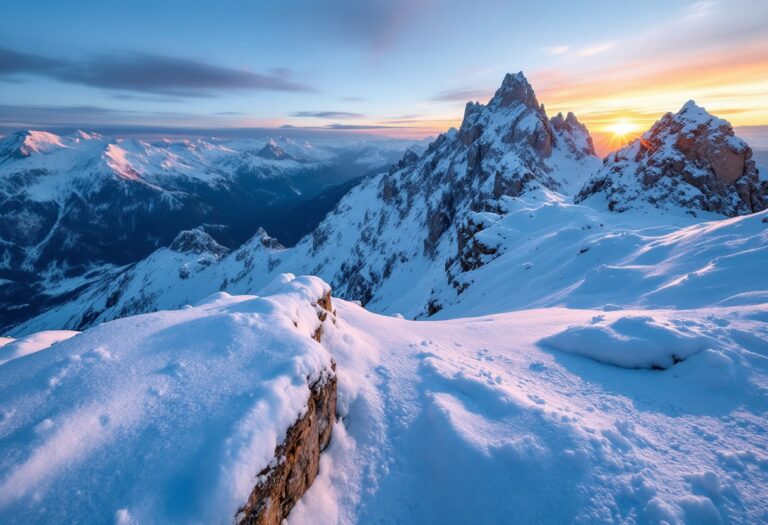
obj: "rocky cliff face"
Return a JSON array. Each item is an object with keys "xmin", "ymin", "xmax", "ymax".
[
  {"xmin": 576, "ymin": 101, "xmax": 766, "ymax": 216},
  {"xmin": 236, "ymin": 367, "xmax": 336, "ymax": 525},
  {"xmin": 236, "ymin": 291, "xmax": 337, "ymax": 525}
]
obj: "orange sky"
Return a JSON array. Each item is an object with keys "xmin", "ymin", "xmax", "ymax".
[{"xmin": 357, "ymin": 11, "xmax": 768, "ymax": 156}]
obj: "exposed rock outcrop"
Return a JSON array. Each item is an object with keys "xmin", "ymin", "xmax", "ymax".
[
  {"xmin": 236, "ymin": 291, "xmax": 337, "ymax": 525},
  {"xmin": 576, "ymin": 101, "xmax": 766, "ymax": 216}
]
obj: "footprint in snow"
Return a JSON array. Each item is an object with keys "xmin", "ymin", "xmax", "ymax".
[{"xmin": 527, "ymin": 393, "xmax": 546, "ymax": 405}]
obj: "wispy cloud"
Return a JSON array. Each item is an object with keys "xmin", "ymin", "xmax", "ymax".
[
  {"xmin": 324, "ymin": 123, "xmax": 398, "ymax": 130},
  {"xmin": 0, "ymin": 103, "xmax": 135, "ymax": 126},
  {"xmin": 291, "ymin": 111, "xmax": 364, "ymax": 119},
  {"xmin": 686, "ymin": 0, "xmax": 718, "ymax": 19},
  {"xmin": 0, "ymin": 47, "xmax": 312, "ymax": 96},
  {"xmin": 284, "ymin": 0, "xmax": 434, "ymax": 53},
  {"xmin": 577, "ymin": 42, "xmax": 615, "ymax": 57},
  {"xmin": 431, "ymin": 87, "xmax": 489, "ymax": 103},
  {"xmin": 545, "ymin": 45, "xmax": 570, "ymax": 55}
]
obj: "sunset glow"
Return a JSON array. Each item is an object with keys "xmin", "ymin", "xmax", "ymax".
[
  {"xmin": 606, "ymin": 121, "xmax": 639, "ymax": 138},
  {"xmin": 0, "ymin": 0, "xmax": 765, "ymax": 158}
]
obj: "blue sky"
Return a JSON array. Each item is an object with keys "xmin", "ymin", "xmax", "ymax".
[{"xmin": 1, "ymin": 0, "xmax": 766, "ymax": 139}]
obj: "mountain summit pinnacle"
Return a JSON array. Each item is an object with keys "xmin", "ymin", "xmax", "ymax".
[{"xmin": 489, "ymin": 72, "xmax": 540, "ymax": 110}]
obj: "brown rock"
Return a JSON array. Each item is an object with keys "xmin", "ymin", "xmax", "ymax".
[{"xmin": 235, "ymin": 292, "xmax": 337, "ymax": 525}]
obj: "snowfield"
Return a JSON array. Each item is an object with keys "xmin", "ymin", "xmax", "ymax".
[
  {"xmin": 1, "ymin": 281, "xmax": 766, "ymax": 523},
  {"xmin": 0, "ymin": 275, "xmax": 335, "ymax": 524},
  {"xmin": 295, "ymin": 299, "xmax": 768, "ymax": 524}
]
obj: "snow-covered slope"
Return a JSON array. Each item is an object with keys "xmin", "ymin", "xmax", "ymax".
[
  {"xmin": 3, "ymin": 281, "xmax": 767, "ymax": 523},
  {"xmin": 297, "ymin": 298, "xmax": 768, "ymax": 524},
  {"xmin": 577, "ymin": 101, "xmax": 766, "ymax": 216},
  {"xmin": 0, "ymin": 275, "xmax": 336, "ymax": 524}
]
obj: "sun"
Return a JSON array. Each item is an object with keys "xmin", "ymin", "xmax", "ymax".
[
  {"xmin": 602, "ymin": 120, "xmax": 640, "ymax": 151},
  {"xmin": 606, "ymin": 121, "xmax": 638, "ymax": 138}
]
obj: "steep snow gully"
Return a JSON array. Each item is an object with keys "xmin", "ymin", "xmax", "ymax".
[{"xmin": 0, "ymin": 72, "xmax": 767, "ymax": 524}]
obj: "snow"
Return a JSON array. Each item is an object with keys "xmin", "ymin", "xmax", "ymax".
[
  {"xmin": 3, "ymin": 285, "xmax": 767, "ymax": 523},
  {"xmin": 0, "ymin": 129, "xmax": 417, "ymax": 203},
  {"xmin": 0, "ymin": 275, "xmax": 335, "ymax": 524},
  {"xmin": 539, "ymin": 314, "xmax": 710, "ymax": 369},
  {"xmin": 0, "ymin": 330, "xmax": 79, "ymax": 366},
  {"xmin": 286, "ymin": 299, "xmax": 768, "ymax": 524}
]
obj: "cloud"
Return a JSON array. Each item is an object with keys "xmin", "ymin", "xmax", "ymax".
[
  {"xmin": 283, "ymin": 0, "xmax": 434, "ymax": 52},
  {"xmin": 545, "ymin": 45, "xmax": 570, "ymax": 55},
  {"xmin": 340, "ymin": 96, "xmax": 365, "ymax": 102},
  {"xmin": 0, "ymin": 47, "xmax": 57, "ymax": 75},
  {"xmin": 0, "ymin": 46, "xmax": 312, "ymax": 96},
  {"xmin": 325, "ymin": 123, "xmax": 402, "ymax": 130},
  {"xmin": 686, "ymin": 0, "xmax": 718, "ymax": 19},
  {"xmin": 431, "ymin": 87, "xmax": 489, "ymax": 103},
  {"xmin": 0, "ymin": 104, "xmax": 134, "ymax": 126},
  {"xmin": 577, "ymin": 42, "xmax": 615, "ymax": 57},
  {"xmin": 291, "ymin": 111, "xmax": 364, "ymax": 119}
]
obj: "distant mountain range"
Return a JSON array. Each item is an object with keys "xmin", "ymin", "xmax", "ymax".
[{"xmin": 0, "ymin": 131, "xmax": 421, "ymax": 330}]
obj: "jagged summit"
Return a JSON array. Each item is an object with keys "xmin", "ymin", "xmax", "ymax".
[
  {"xmin": 550, "ymin": 111, "xmax": 597, "ymax": 158},
  {"xmin": 577, "ymin": 100, "xmax": 765, "ymax": 216},
  {"xmin": 456, "ymin": 72, "xmax": 596, "ymax": 166},
  {"xmin": 257, "ymin": 138, "xmax": 293, "ymax": 160},
  {"xmin": 247, "ymin": 226, "xmax": 285, "ymax": 251},
  {"xmin": 489, "ymin": 71, "xmax": 541, "ymax": 110},
  {"xmin": 169, "ymin": 227, "xmax": 228, "ymax": 256}
]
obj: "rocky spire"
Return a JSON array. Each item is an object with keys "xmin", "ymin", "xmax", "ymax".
[
  {"xmin": 488, "ymin": 72, "xmax": 541, "ymax": 110},
  {"xmin": 550, "ymin": 112, "xmax": 596, "ymax": 158}
]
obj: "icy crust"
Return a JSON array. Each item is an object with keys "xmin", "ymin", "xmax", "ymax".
[
  {"xmin": 577, "ymin": 101, "xmax": 765, "ymax": 216},
  {"xmin": 0, "ymin": 275, "xmax": 335, "ymax": 524},
  {"xmin": 287, "ymin": 300, "xmax": 768, "ymax": 525}
]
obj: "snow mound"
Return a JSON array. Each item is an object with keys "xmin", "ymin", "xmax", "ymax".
[
  {"xmin": 540, "ymin": 315, "xmax": 710, "ymax": 369},
  {"xmin": 0, "ymin": 330, "xmax": 79, "ymax": 366},
  {"xmin": 0, "ymin": 275, "xmax": 335, "ymax": 524}
]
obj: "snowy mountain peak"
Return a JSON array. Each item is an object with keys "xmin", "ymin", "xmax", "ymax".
[
  {"xmin": 577, "ymin": 101, "xmax": 765, "ymax": 216},
  {"xmin": 169, "ymin": 227, "xmax": 229, "ymax": 256},
  {"xmin": 489, "ymin": 71, "xmax": 541, "ymax": 111},
  {"xmin": 250, "ymin": 226, "xmax": 285, "ymax": 250},
  {"xmin": 0, "ymin": 129, "xmax": 66, "ymax": 159},
  {"xmin": 70, "ymin": 129, "xmax": 103, "ymax": 141},
  {"xmin": 257, "ymin": 139, "xmax": 293, "ymax": 160},
  {"xmin": 550, "ymin": 111, "xmax": 597, "ymax": 158}
]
